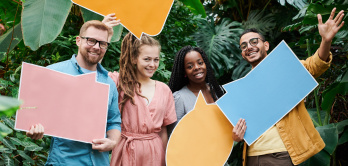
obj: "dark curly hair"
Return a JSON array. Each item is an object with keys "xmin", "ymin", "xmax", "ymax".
[{"xmin": 168, "ymin": 45, "xmax": 225, "ymax": 101}]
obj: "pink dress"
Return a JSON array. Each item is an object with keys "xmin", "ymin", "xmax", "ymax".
[{"xmin": 108, "ymin": 72, "xmax": 177, "ymax": 166}]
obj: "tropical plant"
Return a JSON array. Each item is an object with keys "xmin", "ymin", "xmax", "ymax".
[{"xmin": 193, "ymin": 16, "xmax": 245, "ymax": 79}]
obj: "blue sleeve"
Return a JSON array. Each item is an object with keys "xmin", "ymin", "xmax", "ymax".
[{"xmin": 106, "ymin": 82, "xmax": 122, "ymax": 132}]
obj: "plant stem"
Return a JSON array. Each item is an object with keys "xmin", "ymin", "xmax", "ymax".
[
  {"xmin": 314, "ymin": 87, "xmax": 323, "ymax": 126},
  {"xmin": 5, "ymin": 3, "xmax": 20, "ymax": 70},
  {"xmin": 306, "ymin": 39, "xmax": 311, "ymax": 58},
  {"xmin": 262, "ymin": 0, "xmax": 272, "ymax": 13}
]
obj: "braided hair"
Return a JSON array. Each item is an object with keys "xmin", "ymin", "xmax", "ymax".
[
  {"xmin": 168, "ymin": 46, "xmax": 225, "ymax": 101},
  {"xmin": 118, "ymin": 33, "xmax": 161, "ymax": 112}
]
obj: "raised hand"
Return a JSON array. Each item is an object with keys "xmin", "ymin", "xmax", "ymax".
[{"xmin": 318, "ymin": 8, "xmax": 345, "ymax": 42}]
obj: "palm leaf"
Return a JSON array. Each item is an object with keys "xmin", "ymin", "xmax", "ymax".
[
  {"xmin": 193, "ymin": 17, "xmax": 243, "ymax": 78},
  {"xmin": 242, "ymin": 10, "xmax": 276, "ymax": 35},
  {"xmin": 277, "ymin": 0, "xmax": 308, "ymax": 10}
]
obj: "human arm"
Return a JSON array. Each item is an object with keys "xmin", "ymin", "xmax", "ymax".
[
  {"xmin": 26, "ymin": 123, "xmax": 44, "ymax": 140},
  {"xmin": 102, "ymin": 13, "xmax": 121, "ymax": 42},
  {"xmin": 159, "ymin": 126, "xmax": 168, "ymax": 151},
  {"xmin": 92, "ymin": 129, "xmax": 121, "ymax": 152},
  {"xmin": 232, "ymin": 119, "xmax": 246, "ymax": 142},
  {"xmin": 317, "ymin": 8, "xmax": 345, "ymax": 62}
]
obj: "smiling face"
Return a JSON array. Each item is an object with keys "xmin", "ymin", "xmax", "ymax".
[
  {"xmin": 76, "ymin": 26, "xmax": 108, "ymax": 69},
  {"xmin": 240, "ymin": 32, "xmax": 269, "ymax": 68},
  {"xmin": 184, "ymin": 51, "xmax": 207, "ymax": 85},
  {"xmin": 135, "ymin": 45, "xmax": 160, "ymax": 80}
]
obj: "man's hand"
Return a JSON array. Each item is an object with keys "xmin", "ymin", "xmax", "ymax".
[
  {"xmin": 92, "ymin": 138, "xmax": 117, "ymax": 152},
  {"xmin": 318, "ymin": 8, "xmax": 345, "ymax": 42},
  {"xmin": 232, "ymin": 119, "xmax": 246, "ymax": 142},
  {"xmin": 102, "ymin": 13, "xmax": 121, "ymax": 41},
  {"xmin": 26, "ymin": 124, "xmax": 44, "ymax": 140}
]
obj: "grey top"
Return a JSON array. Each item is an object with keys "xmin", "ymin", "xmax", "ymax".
[
  {"xmin": 173, "ymin": 85, "xmax": 197, "ymax": 123},
  {"xmin": 168, "ymin": 86, "xmax": 197, "ymax": 135}
]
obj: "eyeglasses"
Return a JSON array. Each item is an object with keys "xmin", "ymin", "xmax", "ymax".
[
  {"xmin": 80, "ymin": 37, "xmax": 110, "ymax": 49},
  {"xmin": 239, "ymin": 38, "xmax": 265, "ymax": 51}
]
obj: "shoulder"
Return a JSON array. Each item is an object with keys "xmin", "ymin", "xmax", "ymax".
[
  {"xmin": 46, "ymin": 59, "xmax": 71, "ymax": 71},
  {"xmin": 156, "ymin": 81, "xmax": 172, "ymax": 93},
  {"xmin": 108, "ymin": 71, "xmax": 119, "ymax": 85},
  {"xmin": 173, "ymin": 86, "xmax": 188, "ymax": 101}
]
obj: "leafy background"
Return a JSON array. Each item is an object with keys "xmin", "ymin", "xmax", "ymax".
[{"xmin": 0, "ymin": 0, "xmax": 347, "ymax": 165}]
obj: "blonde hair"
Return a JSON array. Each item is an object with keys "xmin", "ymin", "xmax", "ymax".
[
  {"xmin": 118, "ymin": 33, "xmax": 161, "ymax": 112},
  {"xmin": 79, "ymin": 20, "xmax": 112, "ymax": 38}
]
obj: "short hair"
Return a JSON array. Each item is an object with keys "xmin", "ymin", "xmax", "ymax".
[
  {"xmin": 239, "ymin": 28, "xmax": 265, "ymax": 41},
  {"xmin": 168, "ymin": 45, "xmax": 225, "ymax": 101},
  {"xmin": 79, "ymin": 20, "xmax": 112, "ymax": 39}
]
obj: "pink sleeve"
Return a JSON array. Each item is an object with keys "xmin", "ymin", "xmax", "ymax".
[
  {"xmin": 162, "ymin": 84, "xmax": 177, "ymax": 126},
  {"xmin": 108, "ymin": 71, "xmax": 120, "ymax": 86}
]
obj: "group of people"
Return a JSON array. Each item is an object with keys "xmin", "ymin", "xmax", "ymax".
[{"xmin": 25, "ymin": 8, "xmax": 344, "ymax": 166}]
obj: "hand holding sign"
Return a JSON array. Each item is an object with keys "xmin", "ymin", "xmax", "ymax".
[{"xmin": 72, "ymin": 0, "xmax": 174, "ymax": 39}]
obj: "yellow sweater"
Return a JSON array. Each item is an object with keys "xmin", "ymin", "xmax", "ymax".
[{"xmin": 242, "ymin": 50, "xmax": 331, "ymax": 165}]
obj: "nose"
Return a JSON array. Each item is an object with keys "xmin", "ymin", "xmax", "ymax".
[
  {"xmin": 193, "ymin": 63, "xmax": 200, "ymax": 70},
  {"xmin": 92, "ymin": 42, "xmax": 100, "ymax": 49}
]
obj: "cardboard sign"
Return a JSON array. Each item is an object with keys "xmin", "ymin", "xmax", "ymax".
[
  {"xmin": 166, "ymin": 92, "xmax": 234, "ymax": 166},
  {"xmin": 216, "ymin": 41, "xmax": 318, "ymax": 145},
  {"xmin": 15, "ymin": 62, "xmax": 109, "ymax": 143},
  {"xmin": 71, "ymin": 0, "xmax": 174, "ymax": 39}
]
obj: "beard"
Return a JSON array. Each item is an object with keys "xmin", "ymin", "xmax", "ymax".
[{"xmin": 80, "ymin": 48, "xmax": 103, "ymax": 66}]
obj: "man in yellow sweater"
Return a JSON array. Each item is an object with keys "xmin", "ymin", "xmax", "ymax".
[{"xmin": 232, "ymin": 8, "xmax": 345, "ymax": 165}]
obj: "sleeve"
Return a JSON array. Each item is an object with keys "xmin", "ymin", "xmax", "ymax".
[
  {"xmin": 106, "ymin": 80, "xmax": 122, "ymax": 132},
  {"xmin": 300, "ymin": 50, "xmax": 332, "ymax": 78},
  {"xmin": 108, "ymin": 71, "xmax": 120, "ymax": 86},
  {"xmin": 162, "ymin": 85, "xmax": 177, "ymax": 127},
  {"xmin": 167, "ymin": 91, "xmax": 185, "ymax": 135}
]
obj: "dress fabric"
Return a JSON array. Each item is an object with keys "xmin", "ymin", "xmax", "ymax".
[{"xmin": 109, "ymin": 72, "xmax": 177, "ymax": 166}]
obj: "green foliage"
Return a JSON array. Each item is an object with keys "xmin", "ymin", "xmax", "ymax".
[
  {"xmin": 242, "ymin": 10, "xmax": 276, "ymax": 35},
  {"xmin": 0, "ymin": 95, "xmax": 22, "ymax": 117},
  {"xmin": 193, "ymin": 16, "xmax": 244, "ymax": 79},
  {"xmin": 0, "ymin": 116, "xmax": 50, "ymax": 165},
  {"xmin": 21, "ymin": 0, "xmax": 72, "ymax": 50},
  {"xmin": 0, "ymin": 23, "xmax": 23, "ymax": 60},
  {"xmin": 277, "ymin": 0, "xmax": 308, "ymax": 10},
  {"xmin": 180, "ymin": 0, "xmax": 207, "ymax": 17}
]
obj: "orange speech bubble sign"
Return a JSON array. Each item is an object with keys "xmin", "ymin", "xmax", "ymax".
[
  {"xmin": 71, "ymin": 0, "xmax": 174, "ymax": 39},
  {"xmin": 166, "ymin": 92, "xmax": 234, "ymax": 166}
]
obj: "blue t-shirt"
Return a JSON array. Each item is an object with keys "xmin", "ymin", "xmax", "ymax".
[{"xmin": 45, "ymin": 55, "xmax": 121, "ymax": 166}]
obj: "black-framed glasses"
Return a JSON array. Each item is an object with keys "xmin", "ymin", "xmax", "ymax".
[
  {"xmin": 239, "ymin": 38, "xmax": 265, "ymax": 51},
  {"xmin": 80, "ymin": 37, "xmax": 110, "ymax": 49}
]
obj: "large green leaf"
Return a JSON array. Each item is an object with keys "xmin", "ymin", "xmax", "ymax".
[
  {"xmin": 180, "ymin": 0, "xmax": 206, "ymax": 18},
  {"xmin": 80, "ymin": 7, "xmax": 123, "ymax": 42},
  {"xmin": 277, "ymin": 0, "xmax": 308, "ymax": 10},
  {"xmin": 193, "ymin": 17, "xmax": 243, "ymax": 78},
  {"xmin": 316, "ymin": 124, "xmax": 338, "ymax": 155},
  {"xmin": 321, "ymin": 69, "xmax": 348, "ymax": 111},
  {"xmin": 0, "ymin": 122, "xmax": 12, "ymax": 140},
  {"xmin": 0, "ymin": 23, "xmax": 22, "ymax": 60},
  {"xmin": 21, "ymin": 0, "xmax": 72, "ymax": 50},
  {"xmin": 299, "ymin": 149, "xmax": 331, "ymax": 166},
  {"xmin": 17, "ymin": 150, "xmax": 35, "ymax": 164},
  {"xmin": 2, "ymin": 154, "xmax": 14, "ymax": 166},
  {"xmin": 242, "ymin": 10, "xmax": 276, "ymax": 35},
  {"xmin": 307, "ymin": 108, "xmax": 327, "ymax": 127},
  {"xmin": 338, "ymin": 130, "xmax": 348, "ymax": 145},
  {"xmin": 0, "ymin": 95, "xmax": 22, "ymax": 117}
]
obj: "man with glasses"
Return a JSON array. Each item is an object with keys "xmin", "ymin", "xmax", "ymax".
[
  {"xmin": 232, "ymin": 8, "xmax": 345, "ymax": 166},
  {"xmin": 26, "ymin": 20, "xmax": 121, "ymax": 165}
]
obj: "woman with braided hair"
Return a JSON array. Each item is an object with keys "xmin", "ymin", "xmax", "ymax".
[
  {"xmin": 107, "ymin": 31, "xmax": 177, "ymax": 166},
  {"xmin": 168, "ymin": 46, "xmax": 225, "ymax": 133}
]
